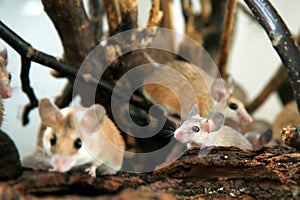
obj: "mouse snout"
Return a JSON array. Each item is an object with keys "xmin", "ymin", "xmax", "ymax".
[
  {"xmin": 238, "ymin": 108, "xmax": 253, "ymax": 125},
  {"xmin": 52, "ymin": 155, "xmax": 74, "ymax": 172},
  {"xmin": 174, "ymin": 129, "xmax": 187, "ymax": 141},
  {"xmin": 0, "ymin": 81, "xmax": 11, "ymax": 99}
]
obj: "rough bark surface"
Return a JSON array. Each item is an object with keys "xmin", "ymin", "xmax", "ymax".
[{"xmin": 1, "ymin": 146, "xmax": 300, "ymax": 199}]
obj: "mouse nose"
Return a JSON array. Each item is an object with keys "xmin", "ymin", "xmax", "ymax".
[
  {"xmin": 52, "ymin": 155, "xmax": 73, "ymax": 172},
  {"xmin": 174, "ymin": 129, "xmax": 186, "ymax": 141}
]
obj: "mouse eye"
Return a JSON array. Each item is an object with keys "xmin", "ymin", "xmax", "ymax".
[
  {"xmin": 50, "ymin": 134, "xmax": 57, "ymax": 146},
  {"xmin": 192, "ymin": 126, "xmax": 200, "ymax": 132},
  {"xmin": 8, "ymin": 73, "xmax": 12, "ymax": 81},
  {"xmin": 228, "ymin": 102, "xmax": 238, "ymax": 110},
  {"xmin": 74, "ymin": 138, "xmax": 82, "ymax": 149}
]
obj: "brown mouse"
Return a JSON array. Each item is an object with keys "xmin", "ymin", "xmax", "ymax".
[
  {"xmin": 142, "ymin": 60, "xmax": 252, "ymax": 125},
  {"xmin": 38, "ymin": 98, "xmax": 125, "ymax": 177}
]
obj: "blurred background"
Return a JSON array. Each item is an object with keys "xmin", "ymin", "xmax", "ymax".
[{"xmin": 0, "ymin": 0, "xmax": 300, "ymax": 159}]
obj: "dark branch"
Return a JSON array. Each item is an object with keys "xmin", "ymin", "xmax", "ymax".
[
  {"xmin": 20, "ymin": 57, "xmax": 38, "ymax": 125},
  {"xmin": 244, "ymin": 0, "xmax": 300, "ymax": 114},
  {"xmin": 88, "ymin": 0, "xmax": 105, "ymax": 42},
  {"xmin": 0, "ymin": 20, "xmax": 165, "ymax": 123}
]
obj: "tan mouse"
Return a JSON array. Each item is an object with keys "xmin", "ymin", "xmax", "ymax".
[
  {"xmin": 271, "ymin": 100, "xmax": 300, "ymax": 145},
  {"xmin": 0, "ymin": 45, "xmax": 12, "ymax": 126},
  {"xmin": 38, "ymin": 98, "xmax": 125, "ymax": 177},
  {"xmin": 142, "ymin": 60, "xmax": 252, "ymax": 125},
  {"xmin": 174, "ymin": 104, "xmax": 252, "ymax": 149}
]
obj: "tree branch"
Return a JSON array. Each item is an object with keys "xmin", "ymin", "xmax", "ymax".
[
  {"xmin": 244, "ymin": 0, "xmax": 300, "ymax": 114},
  {"xmin": 41, "ymin": 0, "xmax": 96, "ymax": 67},
  {"xmin": 103, "ymin": 0, "xmax": 121, "ymax": 36},
  {"xmin": 0, "ymin": 21, "xmax": 166, "ymax": 125},
  {"xmin": 246, "ymin": 65, "xmax": 287, "ymax": 113},
  {"xmin": 218, "ymin": 0, "xmax": 237, "ymax": 79},
  {"xmin": 88, "ymin": 0, "xmax": 105, "ymax": 42},
  {"xmin": 20, "ymin": 57, "xmax": 38, "ymax": 125},
  {"xmin": 120, "ymin": 0, "xmax": 138, "ymax": 30},
  {"xmin": 199, "ymin": 0, "xmax": 212, "ymax": 23},
  {"xmin": 147, "ymin": 0, "xmax": 163, "ymax": 27},
  {"xmin": 161, "ymin": 0, "xmax": 174, "ymax": 29}
]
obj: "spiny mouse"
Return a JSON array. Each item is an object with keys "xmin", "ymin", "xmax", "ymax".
[
  {"xmin": 174, "ymin": 104, "xmax": 252, "ymax": 149},
  {"xmin": 142, "ymin": 60, "xmax": 252, "ymax": 125},
  {"xmin": 38, "ymin": 98, "xmax": 125, "ymax": 177}
]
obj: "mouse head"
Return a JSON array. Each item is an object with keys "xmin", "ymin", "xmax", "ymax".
[
  {"xmin": 0, "ymin": 45, "xmax": 11, "ymax": 99},
  {"xmin": 39, "ymin": 98, "xmax": 106, "ymax": 173},
  {"xmin": 211, "ymin": 77, "xmax": 252, "ymax": 125},
  {"xmin": 174, "ymin": 104, "xmax": 224, "ymax": 144}
]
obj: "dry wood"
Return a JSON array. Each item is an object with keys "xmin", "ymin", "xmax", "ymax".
[
  {"xmin": 41, "ymin": 0, "xmax": 96, "ymax": 67},
  {"xmin": 246, "ymin": 32, "xmax": 300, "ymax": 113},
  {"xmin": 103, "ymin": 0, "xmax": 121, "ymax": 36},
  {"xmin": 120, "ymin": 0, "xmax": 138, "ymax": 30},
  {"xmin": 147, "ymin": 0, "xmax": 163, "ymax": 27},
  {"xmin": 218, "ymin": 0, "xmax": 237, "ymax": 79},
  {"xmin": 244, "ymin": 0, "xmax": 300, "ymax": 114},
  {"xmin": 200, "ymin": 0, "xmax": 212, "ymax": 23},
  {"xmin": 1, "ymin": 146, "xmax": 300, "ymax": 199},
  {"xmin": 281, "ymin": 124, "xmax": 300, "ymax": 151},
  {"xmin": 195, "ymin": 0, "xmax": 227, "ymax": 61},
  {"xmin": 161, "ymin": 0, "xmax": 174, "ymax": 29},
  {"xmin": 246, "ymin": 65, "xmax": 287, "ymax": 113},
  {"xmin": 88, "ymin": 0, "xmax": 105, "ymax": 42}
]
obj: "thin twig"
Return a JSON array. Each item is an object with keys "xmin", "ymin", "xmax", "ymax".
[
  {"xmin": 20, "ymin": 57, "xmax": 38, "ymax": 125},
  {"xmin": 0, "ymin": 21, "xmax": 165, "ymax": 123},
  {"xmin": 244, "ymin": 0, "xmax": 300, "ymax": 114},
  {"xmin": 199, "ymin": 0, "xmax": 212, "ymax": 23},
  {"xmin": 218, "ymin": 0, "xmax": 237, "ymax": 79},
  {"xmin": 147, "ymin": 0, "xmax": 163, "ymax": 27},
  {"xmin": 246, "ymin": 65, "xmax": 287, "ymax": 113},
  {"xmin": 246, "ymin": 32, "xmax": 300, "ymax": 113},
  {"xmin": 161, "ymin": 0, "xmax": 174, "ymax": 29},
  {"xmin": 54, "ymin": 82, "xmax": 76, "ymax": 109}
]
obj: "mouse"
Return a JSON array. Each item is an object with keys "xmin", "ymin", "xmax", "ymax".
[
  {"xmin": 0, "ymin": 45, "xmax": 12, "ymax": 126},
  {"xmin": 142, "ymin": 60, "xmax": 252, "ymax": 126},
  {"xmin": 271, "ymin": 100, "xmax": 300, "ymax": 146},
  {"xmin": 38, "ymin": 98, "xmax": 125, "ymax": 177},
  {"xmin": 174, "ymin": 104, "xmax": 252, "ymax": 149}
]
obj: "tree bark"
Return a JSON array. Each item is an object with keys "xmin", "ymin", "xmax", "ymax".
[{"xmin": 1, "ymin": 146, "xmax": 300, "ymax": 199}]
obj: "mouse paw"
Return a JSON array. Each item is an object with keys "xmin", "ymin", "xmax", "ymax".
[
  {"xmin": 49, "ymin": 168, "xmax": 55, "ymax": 172},
  {"xmin": 85, "ymin": 165, "xmax": 97, "ymax": 178}
]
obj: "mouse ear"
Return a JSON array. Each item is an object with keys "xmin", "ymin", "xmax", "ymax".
[
  {"xmin": 78, "ymin": 104, "xmax": 106, "ymax": 133},
  {"xmin": 186, "ymin": 104, "xmax": 200, "ymax": 120},
  {"xmin": 225, "ymin": 75, "xmax": 235, "ymax": 95},
  {"xmin": 204, "ymin": 112, "xmax": 224, "ymax": 132},
  {"xmin": 39, "ymin": 98, "xmax": 63, "ymax": 128},
  {"xmin": 211, "ymin": 78, "xmax": 228, "ymax": 103},
  {"xmin": 0, "ymin": 45, "xmax": 7, "ymax": 66}
]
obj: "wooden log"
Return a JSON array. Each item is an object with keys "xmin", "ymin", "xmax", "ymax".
[{"xmin": 1, "ymin": 146, "xmax": 299, "ymax": 199}]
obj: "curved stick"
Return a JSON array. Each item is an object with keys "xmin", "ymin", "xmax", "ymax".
[{"xmin": 244, "ymin": 0, "xmax": 300, "ymax": 114}]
